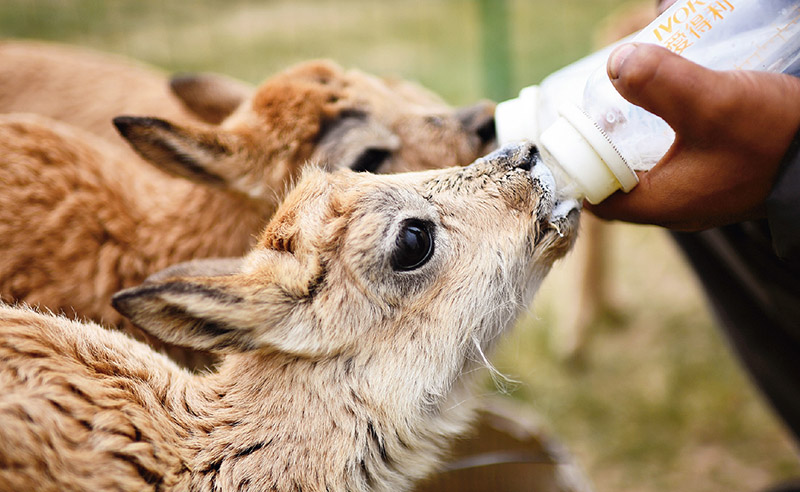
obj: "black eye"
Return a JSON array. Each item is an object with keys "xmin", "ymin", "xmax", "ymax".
[
  {"xmin": 350, "ymin": 148, "xmax": 391, "ymax": 173},
  {"xmin": 391, "ymin": 219, "xmax": 434, "ymax": 271}
]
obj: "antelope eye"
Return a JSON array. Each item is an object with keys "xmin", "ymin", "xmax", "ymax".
[
  {"xmin": 350, "ymin": 148, "xmax": 391, "ymax": 173},
  {"xmin": 391, "ymin": 219, "xmax": 434, "ymax": 271}
]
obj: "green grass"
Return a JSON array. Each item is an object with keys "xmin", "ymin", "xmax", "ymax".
[
  {"xmin": 495, "ymin": 223, "xmax": 800, "ymax": 491},
  {"xmin": 2, "ymin": 1, "xmax": 799, "ymax": 490}
]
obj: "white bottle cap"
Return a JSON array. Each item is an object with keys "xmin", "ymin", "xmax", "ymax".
[
  {"xmin": 495, "ymin": 86, "xmax": 540, "ymax": 146},
  {"xmin": 539, "ymin": 104, "xmax": 638, "ymax": 204}
]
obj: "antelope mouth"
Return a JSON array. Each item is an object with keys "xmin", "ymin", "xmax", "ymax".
[
  {"xmin": 529, "ymin": 148, "xmax": 581, "ymax": 225},
  {"xmin": 471, "ymin": 142, "xmax": 581, "ymax": 231}
]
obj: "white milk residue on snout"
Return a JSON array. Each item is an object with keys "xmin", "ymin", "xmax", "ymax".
[{"xmin": 530, "ymin": 149, "xmax": 582, "ymax": 228}]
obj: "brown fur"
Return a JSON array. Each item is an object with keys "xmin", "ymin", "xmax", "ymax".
[
  {"xmin": 0, "ymin": 113, "xmax": 264, "ymax": 330},
  {"xmin": 0, "ymin": 40, "xmax": 495, "ymax": 173},
  {"xmin": 0, "ymin": 40, "xmax": 199, "ymax": 155},
  {"xmin": 0, "ymin": 42, "xmax": 495, "ymax": 367},
  {"xmin": 0, "ymin": 144, "xmax": 578, "ymax": 492}
]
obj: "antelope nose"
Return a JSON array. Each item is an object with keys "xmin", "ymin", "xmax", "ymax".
[{"xmin": 477, "ymin": 142, "xmax": 537, "ymax": 171}]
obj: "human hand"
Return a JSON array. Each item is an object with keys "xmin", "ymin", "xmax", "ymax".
[
  {"xmin": 657, "ymin": 0, "xmax": 678, "ymax": 15},
  {"xmin": 586, "ymin": 43, "xmax": 800, "ymax": 230}
]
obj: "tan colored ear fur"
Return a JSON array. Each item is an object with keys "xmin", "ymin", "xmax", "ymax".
[
  {"xmin": 112, "ymin": 167, "xmax": 349, "ymax": 357},
  {"xmin": 116, "ymin": 61, "xmax": 361, "ymax": 202},
  {"xmin": 111, "ymin": 253, "xmax": 340, "ymax": 357},
  {"xmin": 170, "ymin": 72, "xmax": 254, "ymax": 124},
  {"xmin": 113, "ymin": 115, "xmax": 241, "ymax": 188},
  {"xmin": 112, "ymin": 276, "xmax": 258, "ymax": 353},
  {"xmin": 113, "ymin": 259, "xmax": 321, "ymax": 355},
  {"xmin": 143, "ymin": 257, "xmax": 245, "ymax": 284}
]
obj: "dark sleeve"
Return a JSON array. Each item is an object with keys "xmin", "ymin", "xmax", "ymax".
[{"xmin": 765, "ymin": 129, "xmax": 800, "ymax": 263}]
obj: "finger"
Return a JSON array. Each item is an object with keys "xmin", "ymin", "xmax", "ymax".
[
  {"xmin": 606, "ymin": 43, "xmax": 725, "ymax": 136},
  {"xmin": 583, "ymin": 170, "xmax": 663, "ymax": 222},
  {"xmin": 584, "ymin": 165, "xmax": 705, "ymax": 230}
]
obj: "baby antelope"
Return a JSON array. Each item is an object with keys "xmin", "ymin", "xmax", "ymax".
[
  {"xmin": 0, "ymin": 51, "xmax": 495, "ymax": 368},
  {"xmin": 0, "ymin": 144, "xmax": 578, "ymax": 492}
]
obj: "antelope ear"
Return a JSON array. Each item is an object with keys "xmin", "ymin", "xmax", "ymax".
[
  {"xmin": 111, "ymin": 251, "xmax": 333, "ymax": 356},
  {"xmin": 144, "ymin": 257, "xmax": 245, "ymax": 284},
  {"xmin": 112, "ymin": 275, "xmax": 260, "ymax": 353},
  {"xmin": 170, "ymin": 72, "xmax": 253, "ymax": 124},
  {"xmin": 113, "ymin": 116, "xmax": 239, "ymax": 188}
]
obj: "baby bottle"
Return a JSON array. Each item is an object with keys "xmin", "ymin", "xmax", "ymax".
[{"xmin": 495, "ymin": 0, "xmax": 800, "ymax": 203}]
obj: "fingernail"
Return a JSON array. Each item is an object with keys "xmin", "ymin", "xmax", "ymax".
[{"xmin": 607, "ymin": 43, "xmax": 637, "ymax": 80}]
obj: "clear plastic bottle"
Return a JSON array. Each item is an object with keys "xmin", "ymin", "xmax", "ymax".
[{"xmin": 495, "ymin": 0, "xmax": 800, "ymax": 203}]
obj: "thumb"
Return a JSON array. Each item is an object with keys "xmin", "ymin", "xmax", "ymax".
[{"xmin": 606, "ymin": 43, "xmax": 722, "ymax": 135}]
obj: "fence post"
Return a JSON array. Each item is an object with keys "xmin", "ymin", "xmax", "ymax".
[{"xmin": 476, "ymin": 0, "xmax": 513, "ymax": 101}]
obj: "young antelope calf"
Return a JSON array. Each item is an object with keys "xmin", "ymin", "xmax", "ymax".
[
  {"xmin": 0, "ymin": 144, "xmax": 578, "ymax": 492},
  {"xmin": 0, "ymin": 50, "xmax": 494, "ymax": 367}
]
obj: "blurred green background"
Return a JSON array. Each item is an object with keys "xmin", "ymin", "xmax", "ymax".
[
  {"xmin": 2, "ymin": 1, "xmax": 798, "ymax": 491},
  {"xmin": 0, "ymin": 0, "xmax": 638, "ymax": 103}
]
